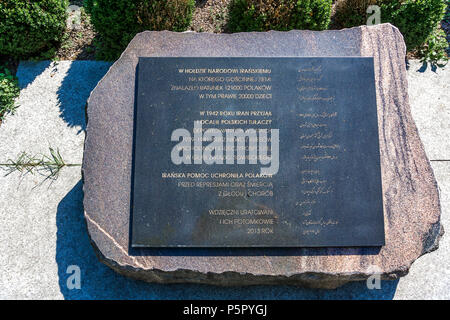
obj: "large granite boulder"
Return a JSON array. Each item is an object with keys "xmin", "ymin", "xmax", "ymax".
[{"xmin": 82, "ymin": 24, "xmax": 443, "ymax": 288}]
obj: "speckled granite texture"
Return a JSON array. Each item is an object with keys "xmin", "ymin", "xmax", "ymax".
[{"xmin": 82, "ymin": 24, "xmax": 443, "ymax": 289}]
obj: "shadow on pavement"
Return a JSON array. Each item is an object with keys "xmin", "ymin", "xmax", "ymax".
[
  {"xmin": 56, "ymin": 61, "xmax": 111, "ymax": 132},
  {"xmin": 17, "ymin": 61, "xmax": 52, "ymax": 89},
  {"xmin": 56, "ymin": 181, "xmax": 398, "ymax": 300}
]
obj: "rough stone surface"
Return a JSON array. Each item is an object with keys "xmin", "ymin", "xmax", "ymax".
[
  {"xmin": 83, "ymin": 24, "xmax": 442, "ymax": 288},
  {"xmin": 394, "ymin": 60, "xmax": 450, "ymax": 299}
]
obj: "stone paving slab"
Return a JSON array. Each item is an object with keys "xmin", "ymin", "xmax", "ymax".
[
  {"xmin": 394, "ymin": 162, "xmax": 450, "ymax": 299},
  {"xmin": 392, "ymin": 61, "xmax": 450, "ymax": 299},
  {"xmin": 407, "ymin": 60, "xmax": 450, "ymax": 161},
  {"xmin": 0, "ymin": 61, "xmax": 111, "ymax": 299},
  {"xmin": 0, "ymin": 60, "xmax": 447, "ymax": 299}
]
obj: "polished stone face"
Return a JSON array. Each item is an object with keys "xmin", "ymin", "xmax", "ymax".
[{"xmin": 131, "ymin": 57, "xmax": 384, "ymax": 248}]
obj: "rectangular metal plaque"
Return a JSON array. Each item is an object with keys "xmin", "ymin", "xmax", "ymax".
[{"xmin": 131, "ymin": 57, "xmax": 385, "ymax": 247}]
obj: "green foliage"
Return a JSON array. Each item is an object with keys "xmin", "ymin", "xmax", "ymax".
[
  {"xmin": 418, "ymin": 27, "xmax": 449, "ymax": 66},
  {"xmin": 333, "ymin": 0, "xmax": 446, "ymax": 51},
  {"xmin": 84, "ymin": 0, "xmax": 94, "ymax": 13},
  {"xmin": 87, "ymin": 0, "xmax": 195, "ymax": 60},
  {"xmin": 228, "ymin": 0, "xmax": 333, "ymax": 32},
  {"xmin": 0, "ymin": 67, "xmax": 20, "ymax": 122},
  {"xmin": 379, "ymin": 0, "xmax": 446, "ymax": 50},
  {"xmin": 333, "ymin": 0, "xmax": 377, "ymax": 28},
  {"xmin": 0, "ymin": 0, "xmax": 68, "ymax": 58}
]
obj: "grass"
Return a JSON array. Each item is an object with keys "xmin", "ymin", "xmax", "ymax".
[{"xmin": 0, "ymin": 147, "xmax": 81, "ymax": 184}]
